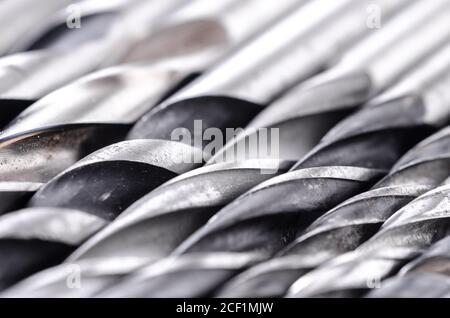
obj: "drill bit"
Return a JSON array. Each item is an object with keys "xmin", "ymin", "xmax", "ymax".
[
  {"xmin": 288, "ymin": 183, "xmax": 450, "ymax": 297},
  {"xmin": 0, "ymin": 0, "xmax": 303, "ymax": 184},
  {"xmin": 376, "ymin": 126, "xmax": 450, "ymax": 188},
  {"xmin": 0, "ymin": 139, "xmax": 202, "ymax": 289},
  {"xmin": 179, "ymin": 23, "xmax": 450, "ymax": 297},
  {"xmin": 0, "ymin": 207, "xmax": 107, "ymax": 291},
  {"xmin": 293, "ymin": 36, "xmax": 450, "ymax": 172},
  {"xmin": 210, "ymin": 0, "xmax": 448, "ymax": 164},
  {"xmin": 0, "ymin": 0, "xmax": 75, "ymax": 56},
  {"xmin": 366, "ymin": 235, "xmax": 450, "ymax": 297},
  {"xmin": 0, "ymin": 182, "xmax": 42, "ymax": 216},
  {"xmin": 366, "ymin": 272, "xmax": 450, "ymax": 298},
  {"xmin": 0, "ymin": 0, "xmax": 134, "ymax": 127},
  {"xmin": 128, "ymin": 0, "xmax": 410, "ymax": 142},
  {"xmin": 216, "ymin": 185, "xmax": 430, "ymax": 297},
  {"xmin": 0, "ymin": 160, "xmax": 291, "ymax": 297},
  {"xmin": 174, "ymin": 166, "xmax": 382, "ymax": 257}
]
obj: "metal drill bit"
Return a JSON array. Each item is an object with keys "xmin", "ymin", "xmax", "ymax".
[
  {"xmin": 0, "ymin": 0, "xmax": 303, "ymax": 184},
  {"xmin": 174, "ymin": 166, "xmax": 383, "ymax": 257},
  {"xmin": 367, "ymin": 236, "xmax": 450, "ymax": 297},
  {"xmin": 4, "ymin": 252, "xmax": 264, "ymax": 298},
  {"xmin": 0, "ymin": 160, "xmax": 291, "ymax": 297},
  {"xmin": 0, "ymin": 182, "xmax": 42, "ymax": 216},
  {"xmin": 210, "ymin": 0, "xmax": 449, "ymax": 164},
  {"xmin": 376, "ymin": 126, "xmax": 450, "ymax": 188},
  {"xmin": 0, "ymin": 0, "xmax": 75, "ymax": 56},
  {"xmin": 218, "ymin": 114, "xmax": 450, "ymax": 298},
  {"xmin": 0, "ymin": 139, "xmax": 202, "ymax": 289},
  {"xmin": 99, "ymin": 252, "xmax": 265, "ymax": 298},
  {"xmin": 293, "ymin": 38, "xmax": 450, "ymax": 172},
  {"xmin": 69, "ymin": 159, "xmax": 292, "ymax": 263},
  {"xmin": 288, "ymin": 184, "xmax": 450, "ymax": 297},
  {"xmin": 0, "ymin": 0, "xmax": 302, "ymax": 118},
  {"xmin": 0, "ymin": 207, "xmax": 107, "ymax": 291},
  {"xmin": 399, "ymin": 235, "xmax": 450, "ymax": 276},
  {"xmin": 216, "ymin": 185, "xmax": 430, "ymax": 297},
  {"xmin": 366, "ymin": 272, "xmax": 450, "ymax": 298},
  {"xmin": 128, "ymin": 0, "xmax": 410, "ymax": 142},
  {"xmin": 0, "ymin": 0, "xmax": 135, "ymax": 127}
]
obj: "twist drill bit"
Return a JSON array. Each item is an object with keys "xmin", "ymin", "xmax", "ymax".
[
  {"xmin": 182, "ymin": 25, "xmax": 450, "ymax": 298},
  {"xmin": 376, "ymin": 126, "xmax": 450, "ymax": 188},
  {"xmin": 217, "ymin": 185, "xmax": 431, "ymax": 297},
  {"xmin": 0, "ymin": 207, "xmax": 107, "ymax": 291},
  {"xmin": 128, "ymin": 0, "xmax": 410, "ymax": 142},
  {"xmin": 175, "ymin": 167, "xmax": 383, "ymax": 257},
  {"xmin": 399, "ymin": 235, "xmax": 450, "ymax": 276},
  {"xmin": 24, "ymin": 166, "xmax": 380, "ymax": 297},
  {"xmin": 0, "ymin": 0, "xmax": 303, "ymax": 125},
  {"xmin": 0, "ymin": 0, "xmax": 75, "ymax": 56},
  {"xmin": 3, "ymin": 252, "xmax": 264, "ymax": 298},
  {"xmin": 366, "ymin": 236, "xmax": 450, "ymax": 297},
  {"xmin": 288, "ymin": 184, "xmax": 450, "ymax": 297},
  {"xmin": 294, "ymin": 38, "xmax": 450, "ymax": 172},
  {"xmin": 0, "ymin": 182, "xmax": 42, "ymax": 216},
  {"xmin": 99, "ymin": 252, "xmax": 264, "ymax": 298},
  {"xmin": 0, "ymin": 0, "xmax": 134, "ymax": 126},
  {"xmin": 0, "ymin": 160, "xmax": 291, "ymax": 297},
  {"xmin": 210, "ymin": 0, "xmax": 448, "ymax": 164},
  {"xmin": 0, "ymin": 0, "xmax": 303, "ymax": 184},
  {"xmin": 0, "ymin": 139, "xmax": 202, "ymax": 289},
  {"xmin": 215, "ymin": 40, "xmax": 450, "ymax": 297},
  {"xmin": 366, "ymin": 272, "xmax": 450, "ymax": 298},
  {"xmin": 70, "ymin": 160, "xmax": 292, "ymax": 263}
]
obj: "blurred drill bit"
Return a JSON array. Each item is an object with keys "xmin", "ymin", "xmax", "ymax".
[
  {"xmin": 0, "ymin": 0, "xmax": 303, "ymax": 185},
  {"xmin": 128, "ymin": 0, "xmax": 410, "ymax": 142},
  {"xmin": 0, "ymin": 139, "xmax": 202, "ymax": 290},
  {"xmin": 0, "ymin": 0, "xmax": 303, "ymax": 123},
  {"xmin": 288, "ymin": 183, "xmax": 450, "ymax": 297},
  {"xmin": 210, "ymin": 0, "xmax": 449, "ymax": 164},
  {"xmin": 400, "ymin": 235, "xmax": 450, "ymax": 276},
  {"xmin": 366, "ymin": 272, "xmax": 450, "ymax": 298},
  {"xmin": 293, "ymin": 26, "xmax": 450, "ymax": 171},
  {"xmin": 0, "ymin": 182, "xmax": 42, "ymax": 216},
  {"xmin": 216, "ymin": 185, "xmax": 430, "ymax": 297},
  {"xmin": 3, "ymin": 252, "xmax": 264, "ymax": 298},
  {"xmin": 0, "ymin": 0, "xmax": 135, "ymax": 126},
  {"xmin": 367, "ymin": 236, "xmax": 450, "ymax": 297},
  {"xmin": 0, "ymin": 0, "xmax": 75, "ymax": 56}
]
